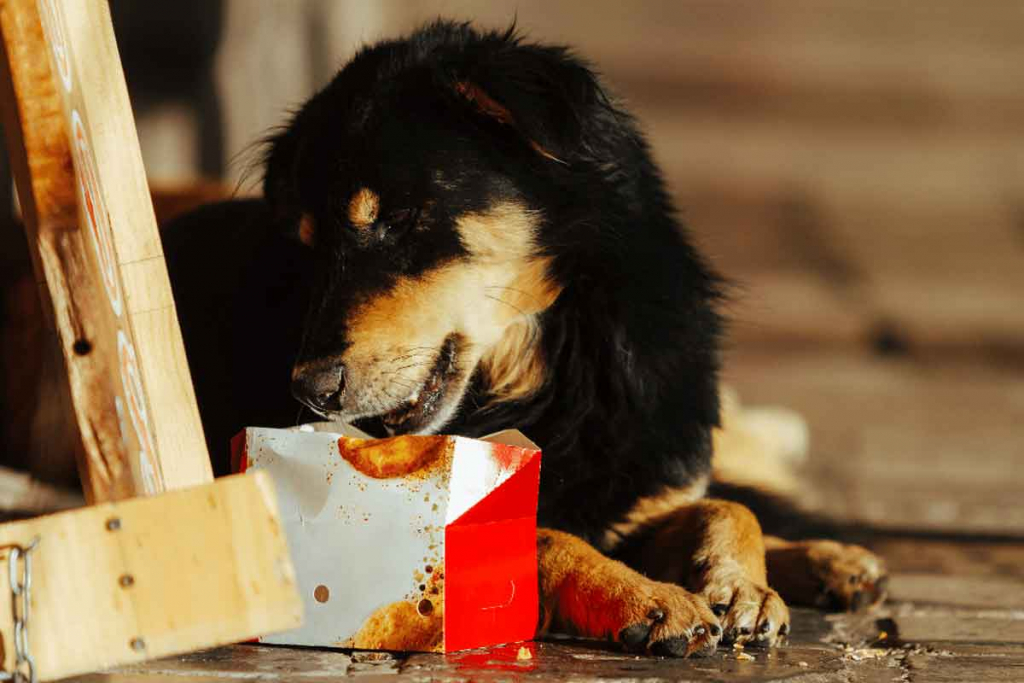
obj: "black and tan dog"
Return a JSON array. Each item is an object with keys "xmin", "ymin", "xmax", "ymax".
[{"xmin": 163, "ymin": 21, "xmax": 887, "ymax": 657}]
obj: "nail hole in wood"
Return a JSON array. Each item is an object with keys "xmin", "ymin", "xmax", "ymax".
[
  {"xmin": 106, "ymin": 517, "xmax": 121, "ymax": 531},
  {"xmin": 73, "ymin": 339, "xmax": 92, "ymax": 355}
]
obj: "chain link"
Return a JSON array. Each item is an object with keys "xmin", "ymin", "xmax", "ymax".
[{"xmin": 0, "ymin": 538, "xmax": 40, "ymax": 683}]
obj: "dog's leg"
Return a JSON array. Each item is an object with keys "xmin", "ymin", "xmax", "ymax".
[
  {"xmin": 764, "ymin": 536, "xmax": 889, "ymax": 611},
  {"xmin": 537, "ymin": 528, "xmax": 722, "ymax": 657},
  {"xmin": 624, "ymin": 499, "xmax": 790, "ymax": 648}
]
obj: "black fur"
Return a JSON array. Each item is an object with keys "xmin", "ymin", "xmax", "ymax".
[{"xmin": 165, "ymin": 21, "xmax": 724, "ymax": 548}]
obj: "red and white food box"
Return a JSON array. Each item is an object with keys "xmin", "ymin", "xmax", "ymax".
[{"xmin": 232, "ymin": 424, "xmax": 542, "ymax": 653}]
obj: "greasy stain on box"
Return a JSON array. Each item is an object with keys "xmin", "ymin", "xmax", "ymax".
[{"xmin": 337, "ymin": 435, "xmax": 454, "ymax": 483}]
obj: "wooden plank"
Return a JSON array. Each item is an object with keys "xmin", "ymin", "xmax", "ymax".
[
  {"xmin": 316, "ymin": 1, "xmax": 1024, "ymax": 104},
  {"xmin": 1, "ymin": 0, "xmax": 137, "ymax": 500},
  {"xmin": 679, "ymin": 179, "xmax": 1024, "ymax": 351},
  {"xmin": 0, "ymin": 472, "xmax": 302, "ymax": 682},
  {"xmin": 0, "ymin": 0, "xmax": 212, "ymax": 500},
  {"xmin": 724, "ymin": 350, "xmax": 1024, "ymax": 536}
]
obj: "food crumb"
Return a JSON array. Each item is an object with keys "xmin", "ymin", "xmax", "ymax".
[
  {"xmin": 732, "ymin": 642, "xmax": 744, "ymax": 650},
  {"xmin": 798, "ymin": 661, "xmax": 809, "ymax": 667},
  {"xmin": 517, "ymin": 646, "xmax": 532, "ymax": 660},
  {"xmin": 736, "ymin": 652, "xmax": 755, "ymax": 661}
]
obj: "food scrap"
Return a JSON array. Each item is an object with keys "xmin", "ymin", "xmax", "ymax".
[{"xmin": 516, "ymin": 646, "xmax": 533, "ymax": 660}]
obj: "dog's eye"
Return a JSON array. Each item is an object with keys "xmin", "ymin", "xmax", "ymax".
[{"xmin": 373, "ymin": 209, "xmax": 417, "ymax": 242}]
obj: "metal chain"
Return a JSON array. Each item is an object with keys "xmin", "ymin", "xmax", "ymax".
[{"xmin": 0, "ymin": 538, "xmax": 40, "ymax": 683}]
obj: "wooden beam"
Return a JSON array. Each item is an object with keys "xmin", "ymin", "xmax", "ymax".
[
  {"xmin": 0, "ymin": 472, "xmax": 302, "ymax": 682},
  {"xmin": 0, "ymin": 0, "xmax": 212, "ymax": 500}
]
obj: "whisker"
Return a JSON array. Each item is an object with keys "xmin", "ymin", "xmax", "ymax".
[
  {"xmin": 485, "ymin": 293, "xmax": 528, "ymax": 319},
  {"xmin": 484, "ymin": 284, "xmax": 547, "ymax": 309}
]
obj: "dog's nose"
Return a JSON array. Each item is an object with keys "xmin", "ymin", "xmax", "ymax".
[{"xmin": 291, "ymin": 363, "xmax": 345, "ymax": 413}]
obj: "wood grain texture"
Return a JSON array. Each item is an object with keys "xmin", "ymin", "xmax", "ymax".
[
  {"xmin": 0, "ymin": 472, "xmax": 302, "ymax": 682},
  {"xmin": 0, "ymin": 0, "xmax": 212, "ymax": 500}
]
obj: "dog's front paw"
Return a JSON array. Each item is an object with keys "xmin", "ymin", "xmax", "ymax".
[
  {"xmin": 699, "ymin": 564, "xmax": 789, "ymax": 648},
  {"xmin": 768, "ymin": 539, "xmax": 889, "ymax": 612},
  {"xmin": 540, "ymin": 528, "xmax": 721, "ymax": 657},
  {"xmin": 614, "ymin": 579, "xmax": 723, "ymax": 657}
]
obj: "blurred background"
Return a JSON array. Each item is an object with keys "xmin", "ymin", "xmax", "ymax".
[{"xmin": 3, "ymin": 2, "xmax": 1023, "ymax": 547}]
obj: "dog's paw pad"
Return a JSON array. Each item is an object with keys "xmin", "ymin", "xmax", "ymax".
[
  {"xmin": 650, "ymin": 637, "xmax": 691, "ymax": 657},
  {"xmin": 619, "ymin": 621, "xmax": 653, "ymax": 647}
]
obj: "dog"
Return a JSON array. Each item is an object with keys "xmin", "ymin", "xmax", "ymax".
[{"xmin": 163, "ymin": 20, "xmax": 888, "ymax": 657}]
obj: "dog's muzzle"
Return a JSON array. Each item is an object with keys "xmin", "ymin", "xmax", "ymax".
[{"xmin": 291, "ymin": 360, "xmax": 345, "ymax": 415}]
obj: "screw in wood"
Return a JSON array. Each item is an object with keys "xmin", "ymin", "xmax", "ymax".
[
  {"xmin": 130, "ymin": 637, "xmax": 146, "ymax": 652},
  {"xmin": 106, "ymin": 518, "xmax": 122, "ymax": 531},
  {"xmin": 119, "ymin": 574, "xmax": 134, "ymax": 588}
]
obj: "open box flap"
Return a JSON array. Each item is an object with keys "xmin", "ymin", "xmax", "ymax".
[
  {"xmin": 446, "ymin": 450, "xmax": 541, "ymax": 527},
  {"xmin": 480, "ymin": 429, "xmax": 539, "ymax": 450},
  {"xmin": 287, "ymin": 424, "xmax": 537, "ymax": 449},
  {"xmin": 287, "ymin": 421, "xmax": 373, "ymax": 438}
]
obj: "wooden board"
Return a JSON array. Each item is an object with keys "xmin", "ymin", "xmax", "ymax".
[
  {"xmin": 0, "ymin": 0, "xmax": 212, "ymax": 501},
  {"xmin": 0, "ymin": 472, "xmax": 302, "ymax": 682}
]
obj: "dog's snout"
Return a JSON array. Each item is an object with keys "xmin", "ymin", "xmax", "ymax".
[{"xmin": 291, "ymin": 362, "xmax": 345, "ymax": 414}]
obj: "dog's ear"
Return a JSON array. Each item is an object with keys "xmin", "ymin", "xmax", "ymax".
[
  {"xmin": 446, "ymin": 36, "xmax": 602, "ymax": 165},
  {"xmin": 453, "ymin": 81, "xmax": 564, "ymax": 164}
]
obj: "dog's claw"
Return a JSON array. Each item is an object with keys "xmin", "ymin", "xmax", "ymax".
[{"xmin": 701, "ymin": 573, "xmax": 789, "ymax": 648}]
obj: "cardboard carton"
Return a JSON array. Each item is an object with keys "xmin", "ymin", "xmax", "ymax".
[{"xmin": 232, "ymin": 425, "xmax": 542, "ymax": 652}]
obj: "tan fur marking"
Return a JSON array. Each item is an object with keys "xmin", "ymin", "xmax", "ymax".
[
  {"xmin": 454, "ymin": 202, "xmax": 538, "ymax": 261},
  {"xmin": 537, "ymin": 528, "xmax": 718, "ymax": 654},
  {"xmin": 764, "ymin": 536, "xmax": 888, "ymax": 611},
  {"xmin": 633, "ymin": 499, "xmax": 767, "ymax": 587},
  {"xmin": 477, "ymin": 255, "xmax": 562, "ymax": 404},
  {"xmin": 348, "ymin": 187, "xmax": 379, "ymax": 228},
  {"xmin": 601, "ymin": 473, "xmax": 711, "ymax": 551},
  {"xmin": 478, "ymin": 318, "xmax": 546, "ymax": 403},
  {"xmin": 622, "ymin": 499, "xmax": 789, "ymax": 646},
  {"xmin": 298, "ymin": 213, "xmax": 316, "ymax": 246},
  {"xmin": 335, "ymin": 203, "xmax": 560, "ymax": 424}
]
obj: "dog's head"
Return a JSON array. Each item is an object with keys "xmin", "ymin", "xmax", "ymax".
[{"xmin": 263, "ymin": 22, "xmax": 604, "ymax": 434}]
